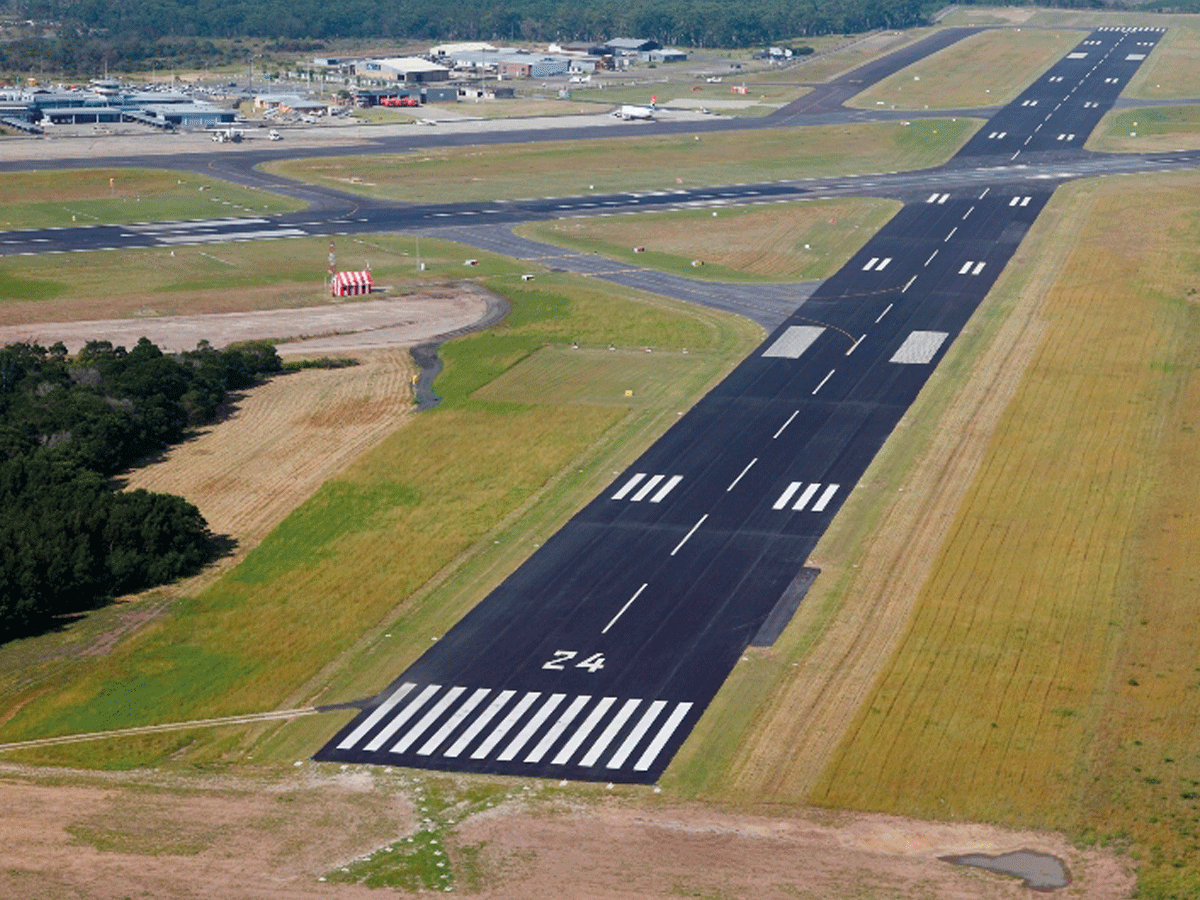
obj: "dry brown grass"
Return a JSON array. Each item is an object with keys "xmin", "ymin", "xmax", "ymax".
[
  {"xmin": 120, "ymin": 349, "xmax": 418, "ymax": 593},
  {"xmin": 799, "ymin": 172, "xmax": 1200, "ymax": 894}
]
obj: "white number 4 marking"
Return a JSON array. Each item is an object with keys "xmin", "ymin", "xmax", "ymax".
[
  {"xmin": 542, "ymin": 650, "xmax": 606, "ymax": 672},
  {"xmin": 576, "ymin": 653, "xmax": 606, "ymax": 673}
]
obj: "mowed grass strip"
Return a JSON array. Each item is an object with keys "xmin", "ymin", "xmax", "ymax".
[
  {"xmin": 0, "ymin": 271, "xmax": 760, "ymax": 767},
  {"xmin": 0, "ymin": 168, "xmax": 303, "ymax": 230},
  {"xmin": 264, "ymin": 119, "xmax": 979, "ymax": 205},
  {"xmin": 847, "ymin": 29, "xmax": 1082, "ymax": 110},
  {"xmin": 1087, "ymin": 104, "xmax": 1200, "ymax": 153},
  {"xmin": 518, "ymin": 198, "xmax": 901, "ymax": 282},
  {"xmin": 809, "ymin": 172, "xmax": 1200, "ymax": 898},
  {"xmin": 1123, "ymin": 23, "xmax": 1200, "ymax": 100},
  {"xmin": 0, "ymin": 234, "xmax": 522, "ymax": 323}
]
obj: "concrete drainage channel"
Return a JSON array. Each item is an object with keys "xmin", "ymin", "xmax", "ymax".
[{"xmin": 940, "ymin": 850, "xmax": 1070, "ymax": 892}]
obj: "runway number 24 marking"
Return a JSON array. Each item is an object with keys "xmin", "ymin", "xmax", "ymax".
[{"xmin": 542, "ymin": 650, "xmax": 606, "ymax": 673}]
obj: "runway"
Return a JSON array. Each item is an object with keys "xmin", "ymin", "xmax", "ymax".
[{"xmin": 315, "ymin": 27, "xmax": 1170, "ymax": 782}]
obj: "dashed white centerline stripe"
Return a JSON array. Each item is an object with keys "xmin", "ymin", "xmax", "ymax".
[
  {"xmin": 670, "ymin": 515, "xmax": 709, "ymax": 557},
  {"xmin": 773, "ymin": 410, "xmax": 799, "ymax": 439},
  {"xmin": 924, "ymin": 249, "xmax": 939, "ymax": 267},
  {"xmin": 901, "ymin": 276, "xmax": 916, "ymax": 293},
  {"xmin": 602, "ymin": 583, "xmax": 649, "ymax": 633},
  {"xmin": 962, "ymin": 205, "xmax": 975, "ymax": 220},
  {"xmin": 876, "ymin": 303, "xmax": 893, "ymax": 323},
  {"xmin": 812, "ymin": 369, "xmax": 835, "ymax": 395},
  {"xmin": 846, "ymin": 334, "xmax": 865, "ymax": 356},
  {"xmin": 944, "ymin": 226, "xmax": 957, "ymax": 242},
  {"xmin": 727, "ymin": 458, "xmax": 757, "ymax": 492}
]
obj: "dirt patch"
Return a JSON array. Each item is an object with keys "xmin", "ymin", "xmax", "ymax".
[
  {"xmin": 0, "ymin": 765, "xmax": 1133, "ymax": 900},
  {"xmin": 0, "ymin": 287, "xmax": 488, "ymax": 354},
  {"xmin": 458, "ymin": 800, "xmax": 1130, "ymax": 900}
]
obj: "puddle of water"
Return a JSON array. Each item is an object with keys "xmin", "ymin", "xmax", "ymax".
[{"xmin": 941, "ymin": 849, "xmax": 1071, "ymax": 891}]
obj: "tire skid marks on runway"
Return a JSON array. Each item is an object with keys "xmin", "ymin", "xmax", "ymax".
[{"xmin": 337, "ymin": 682, "xmax": 694, "ymax": 774}]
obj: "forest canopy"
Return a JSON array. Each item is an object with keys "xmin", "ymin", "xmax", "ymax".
[{"xmin": 0, "ymin": 338, "xmax": 282, "ymax": 642}]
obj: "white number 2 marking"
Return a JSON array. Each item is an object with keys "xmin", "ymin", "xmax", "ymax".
[
  {"xmin": 542, "ymin": 650, "xmax": 577, "ymax": 670},
  {"xmin": 542, "ymin": 650, "xmax": 607, "ymax": 673}
]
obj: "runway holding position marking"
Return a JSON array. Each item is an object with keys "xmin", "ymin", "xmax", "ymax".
[{"xmin": 317, "ymin": 28, "xmax": 1164, "ymax": 782}]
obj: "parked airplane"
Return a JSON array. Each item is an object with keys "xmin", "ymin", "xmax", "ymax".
[{"xmin": 268, "ymin": 129, "xmax": 282, "ymax": 140}]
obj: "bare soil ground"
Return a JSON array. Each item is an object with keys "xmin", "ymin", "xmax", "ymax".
[{"xmin": 0, "ymin": 764, "xmax": 1133, "ymax": 900}]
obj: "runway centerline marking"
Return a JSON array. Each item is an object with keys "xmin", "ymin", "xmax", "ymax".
[
  {"xmin": 846, "ymin": 334, "xmax": 866, "ymax": 356},
  {"xmin": 773, "ymin": 410, "xmax": 799, "ymax": 439},
  {"xmin": 602, "ymin": 583, "xmax": 649, "ymax": 634},
  {"xmin": 727, "ymin": 459, "xmax": 758, "ymax": 492},
  {"xmin": 901, "ymin": 276, "xmax": 916, "ymax": 293},
  {"xmin": 876, "ymin": 303, "xmax": 894, "ymax": 323},
  {"xmin": 670, "ymin": 515, "xmax": 709, "ymax": 558},
  {"xmin": 813, "ymin": 369, "xmax": 835, "ymax": 394},
  {"xmin": 924, "ymin": 249, "xmax": 939, "ymax": 267}
]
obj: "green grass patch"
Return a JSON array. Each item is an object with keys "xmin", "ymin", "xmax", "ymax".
[
  {"xmin": 0, "ymin": 234, "xmax": 526, "ymax": 321},
  {"xmin": 848, "ymin": 29, "xmax": 1081, "ymax": 110},
  {"xmin": 518, "ymin": 198, "xmax": 901, "ymax": 283},
  {"xmin": 0, "ymin": 267, "xmax": 762, "ymax": 770},
  {"xmin": 264, "ymin": 119, "xmax": 979, "ymax": 206},
  {"xmin": 1088, "ymin": 105, "xmax": 1200, "ymax": 153},
  {"xmin": 0, "ymin": 168, "xmax": 303, "ymax": 230}
]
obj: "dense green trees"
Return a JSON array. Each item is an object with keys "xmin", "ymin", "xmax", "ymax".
[
  {"xmin": 0, "ymin": 338, "xmax": 281, "ymax": 642},
  {"xmin": 1, "ymin": 0, "xmax": 931, "ymax": 76}
]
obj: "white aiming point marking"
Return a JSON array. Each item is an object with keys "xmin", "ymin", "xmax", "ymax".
[
  {"xmin": 762, "ymin": 325, "xmax": 824, "ymax": 358},
  {"xmin": 891, "ymin": 331, "xmax": 949, "ymax": 365}
]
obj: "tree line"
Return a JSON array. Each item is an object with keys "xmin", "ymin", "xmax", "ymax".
[{"xmin": 0, "ymin": 338, "xmax": 281, "ymax": 642}]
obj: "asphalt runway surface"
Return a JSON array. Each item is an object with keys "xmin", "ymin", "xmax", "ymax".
[
  {"xmin": 0, "ymin": 24, "xmax": 1191, "ymax": 783},
  {"xmin": 315, "ymin": 27, "xmax": 1173, "ymax": 782}
]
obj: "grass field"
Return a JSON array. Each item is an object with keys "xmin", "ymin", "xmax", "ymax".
[
  {"xmin": 0, "ymin": 268, "xmax": 762, "ymax": 769},
  {"xmin": 0, "ymin": 234, "xmax": 523, "ymax": 325},
  {"xmin": 847, "ymin": 29, "xmax": 1082, "ymax": 110},
  {"xmin": 0, "ymin": 168, "xmax": 303, "ymax": 230},
  {"xmin": 1125, "ymin": 24, "xmax": 1200, "ymax": 100},
  {"xmin": 518, "ymin": 198, "xmax": 901, "ymax": 282},
  {"xmin": 1088, "ymin": 104, "xmax": 1200, "ymax": 152},
  {"xmin": 796, "ymin": 171, "xmax": 1200, "ymax": 899},
  {"xmin": 264, "ymin": 118, "xmax": 979, "ymax": 205}
]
